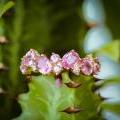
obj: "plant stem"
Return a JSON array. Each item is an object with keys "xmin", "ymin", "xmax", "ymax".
[{"xmin": 9, "ymin": 0, "xmax": 24, "ymax": 91}]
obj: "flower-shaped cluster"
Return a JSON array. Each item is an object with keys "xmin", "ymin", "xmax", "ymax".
[{"xmin": 20, "ymin": 49, "xmax": 100, "ymax": 76}]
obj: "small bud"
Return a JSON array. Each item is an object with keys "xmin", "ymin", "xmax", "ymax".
[
  {"xmin": 0, "ymin": 88, "xmax": 6, "ymax": 94},
  {"xmin": 0, "ymin": 36, "xmax": 8, "ymax": 44},
  {"xmin": 61, "ymin": 106, "xmax": 82, "ymax": 114},
  {"xmin": 55, "ymin": 77, "xmax": 62, "ymax": 88},
  {"xmin": 0, "ymin": 63, "xmax": 8, "ymax": 71},
  {"xmin": 65, "ymin": 81, "xmax": 81, "ymax": 88}
]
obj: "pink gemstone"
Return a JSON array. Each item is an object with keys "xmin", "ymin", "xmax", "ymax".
[
  {"xmin": 50, "ymin": 53, "xmax": 63, "ymax": 75},
  {"xmin": 71, "ymin": 60, "xmax": 81, "ymax": 75},
  {"xmin": 20, "ymin": 49, "xmax": 40, "ymax": 74},
  {"xmin": 50, "ymin": 53, "xmax": 61, "ymax": 63},
  {"xmin": 37, "ymin": 54, "xmax": 52, "ymax": 75},
  {"xmin": 52, "ymin": 61, "xmax": 63, "ymax": 75},
  {"xmin": 25, "ymin": 49, "xmax": 39, "ymax": 60},
  {"xmin": 62, "ymin": 50, "xmax": 81, "ymax": 70},
  {"xmin": 80, "ymin": 55, "xmax": 100, "ymax": 76},
  {"xmin": 81, "ymin": 59, "xmax": 93, "ymax": 75}
]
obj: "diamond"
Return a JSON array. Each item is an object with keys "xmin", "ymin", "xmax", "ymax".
[
  {"xmin": 20, "ymin": 49, "xmax": 40, "ymax": 74},
  {"xmin": 50, "ymin": 53, "xmax": 61, "ymax": 63},
  {"xmin": 62, "ymin": 50, "xmax": 81, "ymax": 70},
  {"xmin": 81, "ymin": 55, "xmax": 100, "ymax": 75},
  {"xmin": 37, "ymin": 54, "xmax": 52, "ymax": 75},
  {"xmin": 50, "ymin": 53, "xmax": 63, "ymax": 75},
  {"xmin": 71, "ymin": 60, "xmax": 81, "ymax": 75}
]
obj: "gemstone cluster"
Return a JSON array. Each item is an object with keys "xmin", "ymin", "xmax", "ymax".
[{"xmin": 20, "ymin": 49, "xmax": 100, "ymax": 76}]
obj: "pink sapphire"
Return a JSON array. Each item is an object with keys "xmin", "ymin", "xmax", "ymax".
[
  {"xmin": 81, "ymin": 59, "xmax": 93, "ymax": 75},
  {"xmin": 80, "ymin": 55, "xmax": 100, "ymax": 75},
  {"xmin": 37, "ymin": 54, "xmax": 52, "ymax": 75},
  {"xmin": 62, "ymin": 50, "xmax": 81, "ymax": 70},
  {"xmin": 20, "ymin": 49, "xmax": 40, "ymax": 74},
  {"xmin": 50, "ymin": 53, "xmax": 63, "ymax": 75},
  {"xmin": 50, "ymin": 53, "xmax": 61, "ymax": 63},
  {"xmin": 52, "ymin": 61, "xmax": 63, "ymax": 75},
  {"xmin": 71, "ymin": 60, "xmax": 81, "ymax": 75}
]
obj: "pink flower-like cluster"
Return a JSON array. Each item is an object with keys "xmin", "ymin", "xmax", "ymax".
[{"xmin": 20, "ymin": 49, "xmax": 100, "ymax": 76}]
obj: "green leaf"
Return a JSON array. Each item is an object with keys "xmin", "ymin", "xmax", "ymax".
[
  {"xmin": 15, "ymin": 73, "xmax": 102, "ymax": 120},
  {"xmin": 95, "ymin": 40, "xmax": 120, "ymax": 62},
  {"xmin": 0, "ymin": 1, "xmax": 14, "ymax": 18}
]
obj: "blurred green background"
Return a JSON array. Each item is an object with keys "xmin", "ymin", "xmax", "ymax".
[{"xmin": 0, "ymin": 0, "xmax": 120, "ymax": 120}]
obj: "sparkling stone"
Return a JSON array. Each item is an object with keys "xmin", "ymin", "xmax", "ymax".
[
  {"xmin": 37, "ymin": 54, "xmax": 52, "ymax": 74},
  {"xmin": 20, "ymin": 49, "xmax": 40, "ymax": 74},
  {"xmin": 81, "ymin": 55, "xmax": 100, "ymax": 75},
  {"xmin": 50, "ymin": 53, "xmax": 63, "ymax": 75},
  {"xmin": 71, "ymin": 60, "xmax": 81, "ymax": 75},
  {"xmin": 62, "ymin": 50, "xmax": 81, "ymax": 70},
  {"xmin": 50, "ymin": 53, "xmax": 61, "ymax": 63},
  {"xmin": 81, "ymin": 60, "xmax": 93, "ymax": 75},
  {"xmin": 52, "ymin": 61, "xmax": 63, "ymax": 75}
]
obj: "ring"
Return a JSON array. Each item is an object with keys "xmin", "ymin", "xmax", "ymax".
[{"xmin": 20, "ymin": 49, "xmax": 100, "ymax": 76}]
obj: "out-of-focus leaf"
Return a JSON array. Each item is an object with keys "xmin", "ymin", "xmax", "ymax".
[
  {"xmin": 15, "ymin": 73, "xmax": 102, "ymax": 120},
  {"xmin": 102, "ymin": 77, "xmax": 120, "ymax": 85},
  {"xmin": 82, "ymin": 0, "xmax": 105, "ymax": 24},
  {"xmin": 98, "ymin": 83, "xmax": 120, "ymax": 103},
  {"xmin": 0, "ymin": 1, "xmax": 14, "ymax": 18},
  {"xmin": 95, "ymin": 40, "xmax": 120, "ymax": 62},
  {"xmin": 94, "ymin": 56, "xmax": 120, "ymax": 79},
  {"xmin": 102, "ymin": 103, "xmax": 120, "ymax": 117},
  {"xmin": 84, "ymin": 26, "xmax": 112, "ymax": 53},
  {"xmin": 103, "ymin": 111, "xmax": 120, "ymax": 120}
]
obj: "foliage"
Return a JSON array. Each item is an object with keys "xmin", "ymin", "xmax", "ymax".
[
  {"xmin": 15, "ymin": 73, "xmax": 102, "ymax": 120},
  {"xmin": 0, "ymin": 1, "xmax": 14, "ymax": 18}
]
